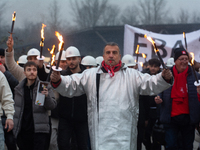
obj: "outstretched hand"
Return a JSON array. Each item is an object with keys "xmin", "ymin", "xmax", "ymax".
[
  {"xmin": 50, "ymin": 71, "xmax": 61, "ymax": 83},
  {"xmin": 161, "ymin": 69, "xmax": 172, "ymax": 81}
]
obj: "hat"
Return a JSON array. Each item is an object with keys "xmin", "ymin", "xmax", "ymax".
[
  {"xmin": 174, "ymin": 48, "xmax": 188, "ymax": 62},
  {"xmin": 0, "ymin": 48, "xmax": 5, "ymax": 56}
]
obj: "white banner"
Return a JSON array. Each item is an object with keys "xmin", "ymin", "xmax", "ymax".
[{"xmin": 124, "ymin": 24, "xmax": 200, "ymax": 65}]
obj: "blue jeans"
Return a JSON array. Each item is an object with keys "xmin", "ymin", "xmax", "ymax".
[
  {"xmin": 164, "ymin": 114, "xmax": 195, "ymax": 150},
  {"xmin": 0, "ymin": 121, "xmax": 5, "ymax": 150}
]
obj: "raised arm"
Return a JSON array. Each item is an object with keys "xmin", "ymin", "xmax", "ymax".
[
  {"xmin": 138, "ymin": 69, "xmax": 173, "ymax": 96},
  {"xmin": 5, "ymin": 35, "xmax": 25, "ymax": 82}
]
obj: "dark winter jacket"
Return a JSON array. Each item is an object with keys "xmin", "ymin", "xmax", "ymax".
[
  {"xmin": 4, "ymin": 65, "xmax": 19, "ymax": 93},
  {"xmin": 58, "ymin": 64, "xmax": 88, "ymax": 122},
  {"xmin": 159, "ymin": 66, "xmax": 200, "ymax": 124},
  {"xmin": 139, "ymin": 68, "xmax": 162, "ymax": 121},
  {"xmin": 13, "ymin": 77, "xmax": 56, "ymax": 138}
]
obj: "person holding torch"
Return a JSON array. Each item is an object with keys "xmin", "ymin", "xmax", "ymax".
[
  {"xmin": 50, "ymin": 42, "xmax": 173, "ymax": 150},
  {"xmin": 155, "ymin": 47, "xmax": 200, "ymax": 150}
]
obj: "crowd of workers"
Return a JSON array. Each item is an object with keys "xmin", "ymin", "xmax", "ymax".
[{"xmin": 0, "ymin": 34, "xmax": 200, "ymax": 150}]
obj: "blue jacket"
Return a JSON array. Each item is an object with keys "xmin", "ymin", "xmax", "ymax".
[{"xmin": 159, "ymin": 65, "xmax": 200, "ymax": 124}]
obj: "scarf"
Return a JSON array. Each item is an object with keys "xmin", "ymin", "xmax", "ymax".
[
  {"xmin": 171, "ymin": 66, "xmax": 188, "ymax": 102},
  {"xmin": 101, "ymin": 60, "xmax": 122, "ymax": 77}
]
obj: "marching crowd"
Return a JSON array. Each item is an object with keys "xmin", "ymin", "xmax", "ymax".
[{"xmin": 0, "ymin": 34, "xmax": 200, "ymax": 150}]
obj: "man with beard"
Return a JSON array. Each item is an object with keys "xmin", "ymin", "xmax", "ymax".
[
  {"xmin": 13, "ymin": 61, "xmax": 56, "ymax": 150},
  {"xmin": 50, "ymin": 42, "xmax": 173, "ymax": 150},
  {"xmin": 56, "ymin": 46, "xmax": 89, "ymax": 150},
  {"xmin": 6, "ymin": 35, "xmax": 49, "ymax": 82}
]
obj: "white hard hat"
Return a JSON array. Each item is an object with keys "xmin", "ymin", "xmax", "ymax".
[
  {"xmin": 27, "ymin": 48, "xmax": 40, "ymax": 58},
  {"xmin": 166, "ymin": 58, "xmax": 175, "ymax": 67},
  {"xmin": 81, "ymin": 56, "xmax": 97, "ymax": 66},
  {"xmin": 18, "ymin": 55, "xmax": 27, "ymax": 64},
  {"xmin": 96, "ymin": 56, "xmax": 104, "ymax": 66},
  {"xmin": 65, "ymin": 46, "xmax": 80, "ymax": 58},
  {"xmin": 122, "ymin": 54, "xmax": 136, "ymax": 67},
  {"xmin": 56, "ymin": 51, "xmax": 66, "ymax": 61}
]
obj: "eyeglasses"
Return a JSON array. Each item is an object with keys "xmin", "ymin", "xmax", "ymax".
[{"xmin": 178, "ymin": 58, "xmax": 189, "ymax": 62}]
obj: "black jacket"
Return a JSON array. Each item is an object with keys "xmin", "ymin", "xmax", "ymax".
[
  {"xmin": 139, "ymin": 68, "xmax": 161, "ymax": 122},
  {"xmin": 4, "ymin": 65, "xmax": 19, "ymax": 93},
  {"xmin": 58, "ymin": 64, "xmax": 88, "ymax": 122}
]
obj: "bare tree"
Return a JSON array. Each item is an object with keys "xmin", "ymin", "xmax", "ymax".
[
  {"xmin": 70, "ymin": 0, "xmax": 120, "ymax": 29},
  {"xmin": 48, "ymin": 0, "xmax": 62, "ymax": 33},
  {"xmin": 100, "ymin": 5, "xmax": 120, "ymax": 26},
  {"xmin": 176, "ymin": 9, "xmax": 189, "ymax": 24},
  {"xmin": 120, "ymin": 5, "xmax": 140, "ymax": 25},
  {"xmin": 191, "ymin": 11, "xmax": 200, "ymax": 23},
  {"xmin": 0, "ymin": 2, "xmax": 6, "ymax": 28},
  {"xmin": 137, "ymin": 0, "xmax": 168, "ymax": 24}
]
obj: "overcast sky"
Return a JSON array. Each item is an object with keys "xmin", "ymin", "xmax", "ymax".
[{"xmin": 1, "ymin": 0, "xmax": 200, "ymax": 29}]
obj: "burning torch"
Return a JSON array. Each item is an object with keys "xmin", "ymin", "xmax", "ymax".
[
  {"xmin": 38, "ymin": 23, "xmax": 46, "ymax": 60},
  {"xmin": 142, "ymin": 53, "xmax": 147, "ymax": 63},
  {"xmin": 46, "ymin": 45, "xmax": 56, "ymax": 82},
  {"xmin": 139, "ymin": 62, "xmax": 143, "ymax": 68},
  {"xmin": 52, "ymin": 31, "xmax": 64, "ymax": 71},
  {"xmin": 183, "ymin": 32, "xmax": 188, "ymax": 51},
  {"xmin": 9, "ymin": 11, "xmax": 16, "ymax": 34},
  {"xmin": 135, "ymin": 45, "xmax": 140, "ymax": 64},
  {"xmin": 144, "ymin": 34, "xmax": 167, "ymax": 69},
  {"xmin": 190, "ymin": 52, "xmax": 200, "ymax": 86}
]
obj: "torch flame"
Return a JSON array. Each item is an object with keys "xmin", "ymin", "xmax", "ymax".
[
  {"xmin": 144, "ymin": 34, "xmax": 159, "ymax": 53},
  {"xmin": 139, "ymin": 62, "xmax": 143, "ymax": 67},
  {"xmin": 12, "ymin": 11, "xmax": 16, "ymax": 21},
  {"xmin": 142, "ymin": 53, "xmax": 146, "ymax": 58},
  {"xmin": 55, "ymin": 31, "xmax": 64, "ymax": 52},
  {"xmin": 190, "ymin": 52, "xmax": 194, "ymax": 65},
  {"xmin": 135, "ymin": 45, "xmax": 140, "ymax": 54},
  {"xmin": 41, "ymin": 23, "xmax": 46, "ymax": 39},
  {"xmin": 48, "ymin": 45, "xmax": 56, "ymax": 66},
  {"xmin": 183, "ymin": 32, "xmax": 186, "ymax": 39},
  {"xmin": 40, "ymin": 23, "xmax": 46, "ymax": 47}
]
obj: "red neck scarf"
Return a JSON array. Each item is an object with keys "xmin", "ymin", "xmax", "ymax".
[
  {"xmin": 171, "ymin": 66, "xmax": 188, "ymax": 102},
  {"xmin": 101, "ymin": 60, "xmax": 122, "ymax": 77}
]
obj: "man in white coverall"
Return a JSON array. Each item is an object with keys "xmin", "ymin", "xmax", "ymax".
[{"xmin": 50, "ymin": 42, "xmax": 173, "ymax": 150}]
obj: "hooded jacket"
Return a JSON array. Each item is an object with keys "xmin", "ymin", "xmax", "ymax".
[
  {"xmin": 13, "ymin": 77, "xmax": 56, "ymax": 138},
  {"xmin": 53, "ymin": 64, "xmax": 172, "ymax": 150}
]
